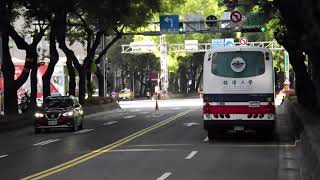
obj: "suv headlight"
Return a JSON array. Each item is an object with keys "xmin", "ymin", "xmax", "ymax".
[
  {"xmin": 35, "ymin": 112, "xmax": 44, "ymax": 118},
  {"xmin": 62, "ymin": 111, "xmax": 74, "ymax": 117}
]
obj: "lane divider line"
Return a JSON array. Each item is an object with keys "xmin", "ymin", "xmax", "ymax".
[
  {"xmin": 185, "ymin": 151, "xmax": 198, "ymax": 160},
  {"xmin": 124, "ymin": 115, "xmax": 136, "ymax": 119},
  {"xmin": 103, "ymin": 121, "xmax": 119, "ymax": 126},
  {"xmin": 0, "ymin": 154, "xmax": 8, "ymax": 159},
  {"xmin": 33, "ymin": 139, "xmax": 61, "ymax": 146},
  {"xmin": 21, "ymin": 109, "xmax": 192, "ymax": 180},
  {"xmin": 203, "ymin": 137, "xmax": 209, "ymax": 142},
  {"xmin": 74, "ymin": 129, "xmax": 94, "ymax": 134},
  {"xmin": 157, "ymin": 172, "xmax": 172, "ymax": 180}
]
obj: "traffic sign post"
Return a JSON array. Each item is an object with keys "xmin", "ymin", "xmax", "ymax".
[
  {"xmin": 284, "ymin": 51, "xmax": 290, "ymax": 89},
  {"xmin": 224, "ymin": 38, "xmax": 235, "ymax": 46},
  {"xmin": 211, "ymin": 39, "xmax": 225, "ymax": 49},
  {"xmin": 160, "ymin": 15, "xmax": 179, "ymax": 33},
  {"xmin": 230, "ymin": 11, "xmax": 242, "ymax": 23},
  {"xmin": 239, "ymin": 37, "xmax": 248, "ymax": 45}
]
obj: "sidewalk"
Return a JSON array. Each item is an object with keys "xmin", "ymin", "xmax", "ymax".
[{"xmin": 0, "ymin": 102, "xmax": 120, "ymax": 133}]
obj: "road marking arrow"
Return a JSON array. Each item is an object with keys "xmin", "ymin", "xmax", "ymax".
[{"xmin": 184, "ymin": 122, "xmax": 200, "ymax": 127}]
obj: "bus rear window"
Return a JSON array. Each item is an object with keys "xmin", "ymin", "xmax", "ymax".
[{"xmin": 211, "ymin": 51, "xmax": 265, "ymax": 78}]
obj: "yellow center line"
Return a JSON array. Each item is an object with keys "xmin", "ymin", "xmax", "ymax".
[{"xmin": 21, "ymin": 109, "xmax": 192, "ymax": 180}]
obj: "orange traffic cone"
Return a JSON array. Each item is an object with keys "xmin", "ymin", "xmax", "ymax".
[{"xmin": 155, "ymin": 100, "xmax": 159, "ymax": 111}]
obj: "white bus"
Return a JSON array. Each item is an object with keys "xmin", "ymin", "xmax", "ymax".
[{"xmin": 203, "ymin": 46, "xmax": 275, "ymax": 139}]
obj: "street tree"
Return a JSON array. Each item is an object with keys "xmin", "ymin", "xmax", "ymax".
[{"xmin": 0, "ymin": 0, "xmax": 49, "ymax": 114}]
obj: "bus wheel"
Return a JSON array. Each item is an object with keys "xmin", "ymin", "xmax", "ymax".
[{"xmin": 208, "ymin": 129, "xmax": 219, "ymax": 140}]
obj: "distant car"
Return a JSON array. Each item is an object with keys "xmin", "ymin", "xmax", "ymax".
[
  {"xmin": 34, "ymin": 96, "xmax": 84, "ymax": 133},
  {"xmin": 117, "ymin": 88, "xmax": 134, "ymax": 101}
]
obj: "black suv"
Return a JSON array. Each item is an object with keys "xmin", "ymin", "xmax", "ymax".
[{"xmin": 34, "ymin": 96, "xmax": 84, "ymax": 133}]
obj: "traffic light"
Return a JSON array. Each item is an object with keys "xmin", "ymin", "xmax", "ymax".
[
  {"xmin": 241, "ymin": 26, "xmax": 267, "ymax": 33},
  {"xmin": 206, "ymin": 15, "xmax": 217, "ymax": 27},
  {"xmin": 178, "ymin": 22, "xmax": 184, "ymax": 33},
  {"xmin": 260, "ymin": 27, "xmax": 267, "ymax": 32}
]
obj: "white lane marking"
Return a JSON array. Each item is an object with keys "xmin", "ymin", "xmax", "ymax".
[
  {"xmin": 173, "ymin": 108, "xmax": 181, "ymax": 110},
  {"xmin": 141, "ymin": 112, "xmax": 148, "ymax": 114},
  {"xmin": 203, "ymin": 137, "xmax": 209, "ymax": 142},
  {"xmin": 0, "ymin": 154, "xmax": 8, "ymax": 159},
  {"xmin": 157, "ymin": 172, "xmax": 172, "ymax": 180},
  {"xmin": 75, "ymin": 129, "xmax": 94, "ymax": 134},
  {"xmin": 33, "ymin": 139, "xmax": 60, "ymax": 146},
  {"xmin": 185, "ymin": 151, "xmax": 198, "ymax": 160},
  {"xmin": 184, "ymin": 122, "xmax": 200, "ymax": 127},
  {"xmin": 124, "ymin": 115, "xmax": 136, "ymax": 119},
  {"xmin": 103, "ymin": 121, "xmax": 119, "ymax": 126}
]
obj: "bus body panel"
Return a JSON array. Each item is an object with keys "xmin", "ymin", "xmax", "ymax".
[{"xmin": 202, "ymin": 46, "xmax": 275, "ymax": 134}]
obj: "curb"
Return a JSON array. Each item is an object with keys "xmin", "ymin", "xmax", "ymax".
[{"xmin": 287, "ymin": 98, "xmax": 320, "ymax": 180}]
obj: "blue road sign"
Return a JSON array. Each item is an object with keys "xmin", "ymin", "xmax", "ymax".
[
  {"xmin": 211, "ymin": 39, "xmax": 225, "ymax": 49},
  {"xmin": 160, "ymin": 15, "xmax": 179, "ymax": 31},
  {"xmin": 225, "ymin": 38, "xmax": 235, "ymax": 46}
]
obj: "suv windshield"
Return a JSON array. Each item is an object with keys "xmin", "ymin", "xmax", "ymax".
[
  {"xmin": 44, "ymin": 98, "xmax": 73, "ymax": 109},
  {"xmin": 211, "ymin": 51, "xmax": 265, "ymax": 78}
]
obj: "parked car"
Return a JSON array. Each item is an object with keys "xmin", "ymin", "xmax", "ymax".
[
  {"xmin": 34, "ymin": 96, "xmax": 84, "ymax": 133},
  {"xmin": 117, "ymin": 88, "xmax": 134, "ymax": 101}
]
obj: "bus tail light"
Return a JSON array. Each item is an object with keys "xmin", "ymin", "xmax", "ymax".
[
  {"xmin": 247, "ymin": 114, "xmax": 252, "ymax": 118},
  {"xmin": 253, "ymin": 114, "xmax": 258, "ymax": 118},
  {"xmin": 219, "ymin": 114, "xmax": 224, "ymax": 118},
  {"xmin": 259, "ymin": 114, "xmax": 264, "ymax": 118},
  {"xmin": 225, "ymin": 114, "xmax": 230, "ymax": 118},
  {"xmin": 214, "ymin": 114, "xmax": 219, "ymax": 118}
]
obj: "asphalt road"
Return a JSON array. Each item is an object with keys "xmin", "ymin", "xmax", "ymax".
[{"xmin": 0, "ymin": 98, "xmax": 297, "ymax": 180}]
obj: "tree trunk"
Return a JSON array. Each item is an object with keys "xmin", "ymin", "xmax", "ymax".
[
  {"xmin": 179, "ymin": 67, "xmax": 188, "ymax": 94},
  {"xmin": 30, "ymin": 66, "xmax": 37, "ymax": 111},
  {"xmin": 86, "ymin": 71, "xmax": 92, "ymax": 98},
  {"xmin": 308, "ymin": 50, "xmax": 320, "ymax": 109},
  {"xmin": 288, "ymin": 50, "xmax": 317, "ymax": 108},
  {"xmin": 95, "ymin": 67, "xmax": 104, "ymax": 97},
  {"xmin": 42, "ymin": 19, "xmax": 59, "ymax": 98},
  {"xmin": 1, "ymin": 26, "xmax": 18, "ymax": 114},
  {"xmin": 196, "ymin": 68, "xmax": 203, "ymax": 91},
  {"xmin": 121, "ymin": 71, "xmax": 126, "ymax": 89},
  {"xmin": 78, "ymin": 68, "xmax": 87, "ymax": 104},
  {"xmin": 66, "ymin": 60, "xmax": 76, "ymax": 96},
  {"xmin": 139, "ymin": 69, "xmax": 144, "ymax": 96}
]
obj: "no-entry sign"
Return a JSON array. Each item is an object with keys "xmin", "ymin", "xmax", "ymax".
[
  {"xmin": 239, "ymin": 37, "xmax": 248, "ymax": 45},
  {"xmin": 230, "ymin": 11, "xmax": 242, "ymax": 23}
]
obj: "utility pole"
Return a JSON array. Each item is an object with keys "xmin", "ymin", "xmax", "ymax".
[
  {"xmin": 99, "ymin": 34, "xmax": 108, "ymax": 97},
  {"xmin": 159, "ymin": 35, "xmax": 168, "ymax": 92}
]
